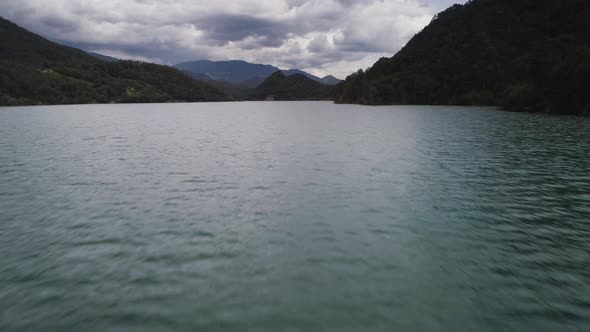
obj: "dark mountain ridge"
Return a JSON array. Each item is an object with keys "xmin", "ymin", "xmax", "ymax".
[
  {"xmin": 0, "ymin": 17, "xmax": 99, "ymax": 67},
  {"xmin": 251, "ymin": 71, "xmax": 334, "ymax": 101},
  {"xmin": 336, "ymin": 0, "xmax": 590, "ymax": 115},
  {"xmin": 88, "ymin": 52, "xmax": 119, "ymax": 63},
  {"xmin": 174, "ymin": 60, "xmax": 341, "ymax": 87},
  {"xmin": 320, "ymin": 75, "xmax": 341, "ymax": 85},
  {"xmin": 0, "ymin": 18, "xmax": 230, "ymax": 105}
]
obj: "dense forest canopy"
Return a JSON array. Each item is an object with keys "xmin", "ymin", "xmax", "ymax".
[{"xmin": 335, "ymin": 0, "xmax": 590, "ymax": 115}]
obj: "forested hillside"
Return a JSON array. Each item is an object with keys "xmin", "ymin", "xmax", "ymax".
[
  {"xmin": 251, "ymin": 71, "xmax": 334, "ymax": 101},
  {"xmin": 0, "ymin": 18, "xmax": 229, "ymax": 105},
  {"xmin": 0, "ymin": 18, "xmax": 99, "ymax": 66},
  {"xmin": 336, "ymin": 0, "xmax": 590, "ymax": 115}
]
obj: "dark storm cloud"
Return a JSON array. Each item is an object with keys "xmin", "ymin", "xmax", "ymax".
[
  {"xmin": 196, "ymin": 14, "xmax": 288, "ymax": 45},
  {"xmin": 0, "ymin": 0, "xmax": 467, "ymax": 77},
  {"xmin": 39, "ymin": 16, "xmax": 79, "ymax": 30},
  {"xmin": 67, "ymin": 40, "xmax": 173, "ymax": 59},
  {"xmin": 335, "ymin": 40, "xmax": 390, "ymax": 53}
]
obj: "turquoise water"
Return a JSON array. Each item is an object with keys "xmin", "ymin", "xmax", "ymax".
[{"xmin": 1, "ymin": 102, "xmax": 589, "ymax": 331}]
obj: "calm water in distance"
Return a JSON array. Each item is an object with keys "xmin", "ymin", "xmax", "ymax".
[{"xmin": 1, "ymin": 102, "xmax": 589, "ymax": 331}]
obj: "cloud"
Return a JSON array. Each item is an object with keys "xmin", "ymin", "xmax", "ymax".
[{"xmin": 0, "ymin": 0, "xmax": 465, "ymax": 78}]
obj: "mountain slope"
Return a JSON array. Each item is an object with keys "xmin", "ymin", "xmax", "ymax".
[
  {"xmin": 0, "ymin": 60, "xmax": 230, "ymax": 105},
  {"xmin": 283, "ymin": 69, "xmax": 323, "ymax": 84},
  {"xmin": 88, "ymin": 52, "xmax": 119, "ymax": 62},
  {"xmin": 320, "ymin": 75, "xmax": 341, "ymax": 85},
  {"xmin": 174, "ymin": 60, "xmax": 341, "ymax": 87},
  {"xmin": 251, "ymin": 71, "xmax": 333, "ymax": 101},
  {"xmin": 0, "ymin": 17, "xmax": 98, "ymax": 66},
  {"xmin": 174, "ymin": 60, "xmax": 278, "ymax": 86},
  {"xmin": 336, "ymin": 0, "xmax": 590, "ymax": 115},
  {"xmin": 181, "ymin": 70, "xmax": 212, "ymax": 82},
  {"xmin": 0, "ymin": 18, "xmax": 230, "ymax": 105}
]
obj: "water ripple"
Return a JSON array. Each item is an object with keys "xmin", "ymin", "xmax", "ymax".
[{"xmin": 0, "ymin": 103, "xmax": 589, "ymax": 331}]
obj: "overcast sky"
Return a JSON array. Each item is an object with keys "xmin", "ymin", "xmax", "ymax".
[{"xmin": 0, "ymin": 0, "xmax": 465, "ymax": 78}]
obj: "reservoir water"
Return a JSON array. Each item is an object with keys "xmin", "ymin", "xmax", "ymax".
[{"xmin": 1, "ymin": 102, "xmax": 589, "ymax": 331}]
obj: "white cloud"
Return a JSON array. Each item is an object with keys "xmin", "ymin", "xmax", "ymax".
[{"xmin": 0, "ymin": 0, "xmax": 465, "ymax": 78}]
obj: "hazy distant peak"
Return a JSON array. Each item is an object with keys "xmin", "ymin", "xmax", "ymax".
[{"xmin": 173, "ymin": 59, "xmax": 341, "ymax": 87}]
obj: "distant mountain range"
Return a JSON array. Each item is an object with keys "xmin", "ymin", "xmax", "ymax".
[
  {"xmin": 85, "ymin": 53, "xmax": 342, "ymax": 89},
  {"xmin": 174, "ymin": 60, "xmax": 341, "ymax": 87},
  {"xmin": 5, "ymin": 0, "xmax": 587, "ymax": 113},
  {"xmin": 0, "ymin": 17, "xmax": 337, "ymax": 105},
  {"xmin": 0, "ymin": 17, "xmax": 229, "ymax": 105}
]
